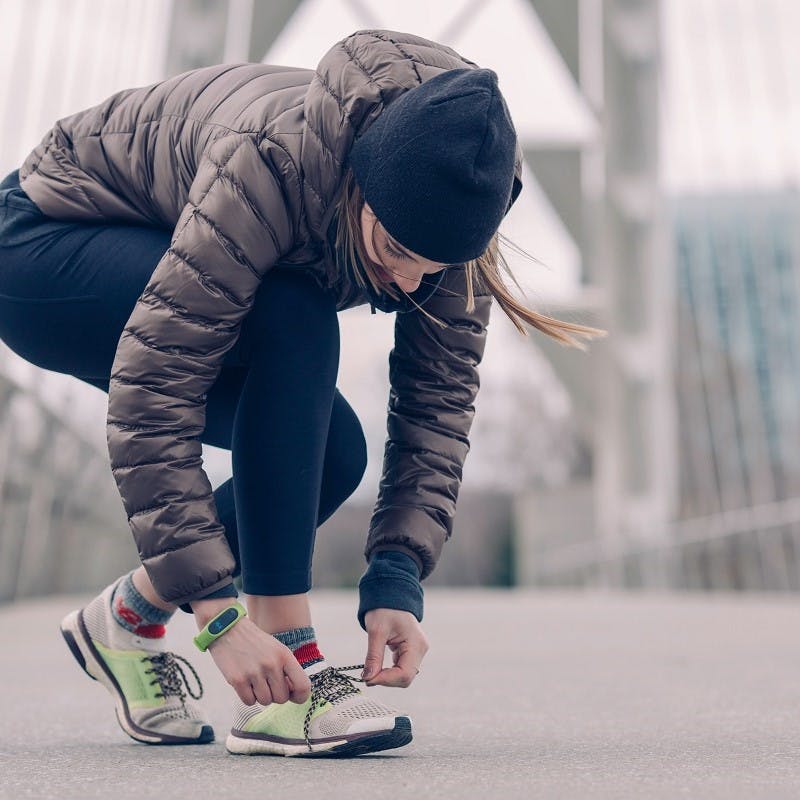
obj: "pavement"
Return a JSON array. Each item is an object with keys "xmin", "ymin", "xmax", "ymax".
[{"xmin": 3, "ymin": 587, "xmax": 800, "ymax": 799}]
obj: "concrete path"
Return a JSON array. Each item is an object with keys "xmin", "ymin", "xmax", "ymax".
[{"xmin": 3, "ymin": 587, "xmax": 800, "ymax": 799}]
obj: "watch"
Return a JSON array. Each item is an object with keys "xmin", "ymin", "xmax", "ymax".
[{"xmin": 193, "ymin": 601, "xmax": 248, "ymax": 652}]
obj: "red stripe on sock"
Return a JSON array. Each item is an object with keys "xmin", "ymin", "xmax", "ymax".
[
  {"xmin": 293, "ymin": 641, "xmax": 323, "ymax": 666},
  {"xmin": 115, "ymin": 597, "xmax": 142, "ymax": 627},
  {"xmin": 133, "ymin": 623, "xmax": 167, "ymax": 638}
]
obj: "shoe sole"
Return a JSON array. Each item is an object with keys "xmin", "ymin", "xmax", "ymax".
[
  {"xmin": 225, "ymin": 716, "xmax": 413, "ymax": 757},
  {"xmin": 59, "ymin": 608, "xmax": 214, "ymax": 746}
]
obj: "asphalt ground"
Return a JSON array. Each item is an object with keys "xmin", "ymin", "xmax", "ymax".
[{"xmin": 3, "ymin": 587, "xmax": 800, "ymax": 799}]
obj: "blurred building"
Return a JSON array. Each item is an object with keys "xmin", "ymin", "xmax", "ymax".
[
  {"xmin": 520, "ymin": 0, "xmax": 800, "ymax": 591},
  {"xmin": 669, "ymin": 191, "xmax": 800, "ymax": 590},
  {"xmin": 2, "ymin": 0, "xmax": 798, "ymax": 601}
]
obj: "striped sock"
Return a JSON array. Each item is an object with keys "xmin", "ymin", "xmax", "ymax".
[
  {"xmin": 110, "ymin": 570, "xmax": 174, "ymax": 639},
  {"xmin": 272, "ymin": 625, "xmax": 325, "ymax": 669}
]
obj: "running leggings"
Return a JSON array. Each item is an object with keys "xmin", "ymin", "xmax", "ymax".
[{"xmin": 0, "ymin": 168, "xmax": 368, "ymax": 596}]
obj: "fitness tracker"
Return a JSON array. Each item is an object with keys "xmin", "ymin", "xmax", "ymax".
[{"xmin": 193, "ymin": 601, "xmax": 248, "ymax": 652}]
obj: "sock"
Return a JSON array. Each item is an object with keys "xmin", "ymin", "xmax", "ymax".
[
  {"xmin": 272, "ymin": 625, "xmax": 325, "ymax": 670},
  {"xmin": 110, "ymin": 570, "xmax": 174, "ymax": 639}
]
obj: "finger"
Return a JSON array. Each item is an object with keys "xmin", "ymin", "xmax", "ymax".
[
  {"xmin": 234, "ymin": 679, "xmax": 258, "ymax": 706},
  {"xmin": 366, "ymin": 665, "xmax": 416, "ymax": 688},
  {"xmin": 284, "ymin": 658, "xmax": 312, "ymax": 704},
  {"xmin": 251, "ymin": 676, "xmax": 273, "ymax": 706},
  {"xmin": 266, "ymin": 669, "xmax": 290, "ymax": 705},
  {"xmin": 362, "ymin": 626, "xmax": 387, "ymax": 681},
  {"xmin": 367, "ymin": 642, "xmax": 421, "ymax": 688}
]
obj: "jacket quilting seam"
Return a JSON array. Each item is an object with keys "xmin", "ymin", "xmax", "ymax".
[
  {"xmin": 313, "ymin": 69, "xmax": 348, "ymax": 117},
  {"xmin": 388, "ymin": 426, "xmax": 469, "ymax": 450},
  {"xmin": 74, "ymin": 114, "xmax": 267, "ymax": 142},
  {"xmin": 169, "ymin": 248, "xmax": 247, "ymax": 308},
  {"xmin": 122, "ymin": 326, "xmax": 199, "ymax": 360},
  {"xmin": 166, "ymin": 136, "xmax": 248, "ymax": 244},
  {"xmin": 148, "ymin": 536, "xmax": 221, "ymax": 557},
  {"xmin": 364, "ymin": 31, "xmax": 423, "ymax": 84},
  {"xmin": 131, "ymin": 494, "xmax": 213, "ymax": 519},
  {"xmin": 259, "ymin": 97, "xmax": 305, "ymax": 125},
  {"xmin": 192, "ymin": 207, "xmax": 261, "ymax": 278},
  {"xmin": 208, "ymin": 135, "xmax": 295, "ymax": 254},
  {"xmin": 340, "ymin": 39, "xmax": 387, "ymax": 103},
  {"xmin": 108, "ymin": 370, "xmax": 205, "ymax": 404},
  {"xmin": 362, "ymin": 29, "xmax": 457, "ymax": 65},
  {"xmin": 304, "ymin": 120, "xmax": 342, "ymax": 168},
  {"xmin": 107, "ymin": 419, "xmax": 165, "ymax": 432},
  {"xmin": 193, "ymin": 136, "xmax": 249, "ymax": 209},
  {"xmin": 358, "ymin": 30, "xmax": 478, "ymax": 84},
  {"xmin": 303, "ymin": 174, "xmax": 325, "ymax": 209},
  {"xmin": 205, "ymin": 69, "xmax": 271, "ymax": 115},
  {"xmin": 141, "ymin": 288, "xmax": 236, "ymax": 332},
  {"xmin": 372, "ymin": 503, "xmax": 442, "ymax": 516},
  {"xmin": 198, "ymin": 161, "xmax": 282, "ymax": 258},
  {"xmin": 255, "ymin": 134, "xmax": 303, "ymax": 244},
  {"xmin": 50, "ymin": 148, "xmax": 104, "ymax": 216},
  {"xmin": 114, "ymin": 456, "xmax": 190, "ymax": 469}
]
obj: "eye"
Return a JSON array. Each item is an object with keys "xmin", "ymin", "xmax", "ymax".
[{"xmin": 382, "ymin": 241, "xmax": 410, "ymax": 261}]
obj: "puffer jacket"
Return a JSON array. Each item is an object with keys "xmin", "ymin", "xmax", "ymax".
[{"xmin": 18, "ymin": 28, "xmax": 523, "ymax": 607}]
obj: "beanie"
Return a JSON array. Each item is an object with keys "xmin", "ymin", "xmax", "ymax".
[{"xmin": 346, "ymin": 68, "xmax": 518, "ymax": 265}]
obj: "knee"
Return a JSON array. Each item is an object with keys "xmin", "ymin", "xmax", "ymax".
[
  {"xmin": 248, "ymin": 269, "xmax": 338, "ymax": 343},
  {"xmin": 331, "ymin": 424, "xmax": 368, "ymax": 501}
]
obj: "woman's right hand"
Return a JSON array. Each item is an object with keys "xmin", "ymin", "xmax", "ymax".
[{"xmin": 192, "ymin": 599, "xmax": 312, "ymax": 706}]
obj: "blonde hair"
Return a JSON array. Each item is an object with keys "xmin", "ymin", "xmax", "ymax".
[{"xmin": 332, "ymin": 168, "xmax": 606, "ymax": 350}]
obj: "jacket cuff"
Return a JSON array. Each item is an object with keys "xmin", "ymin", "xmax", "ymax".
[
  {"xmin": 178, "ymin": 581, "xmax": 239, "ymax": 615},
  {"xmin": 368, "ymin": 544, "xmax": 425, "ymax": 576},
  {"xmin": 357, "ymin": 551, "xmax": 424, "ymax": 632}
]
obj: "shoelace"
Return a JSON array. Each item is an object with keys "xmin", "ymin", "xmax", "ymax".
[
  {"xmin": 303, "ymin": 663, "xmax": 368, "ymax": 750},
  {"xmin": 141, "ymin": 652, "xmax": 204, "ymax": 708}
]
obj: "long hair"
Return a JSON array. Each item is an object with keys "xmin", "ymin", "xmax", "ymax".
[{"xmin": 332, "ymin": 167, "xmax": 606, "ymax": 350}]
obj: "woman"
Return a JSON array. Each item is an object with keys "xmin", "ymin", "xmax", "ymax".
[{"xmin": 0, "ymin": 29, "xmax": 602, "ymax": 757}]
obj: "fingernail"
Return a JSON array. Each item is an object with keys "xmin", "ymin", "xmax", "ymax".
[{"xmin": 362, "ymin": 669, "xmax": 371, "ymax": 680}]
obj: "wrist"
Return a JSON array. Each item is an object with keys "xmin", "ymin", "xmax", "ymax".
[
  {"xmin": 357, "ymin": 555, "xmax": 424, "ymax": 632},
  {"xmin": 192, "ymin": 597, "xmax": 242, "ymax": 628},
  {"xmin": 193, "ymin": 600, "xmax": 248, "ymax": 652}
]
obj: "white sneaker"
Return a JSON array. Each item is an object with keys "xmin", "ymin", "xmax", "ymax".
[
  {"xmin": 226, "ymin": 659, "xmax": 413, "ymax": 757},
  {"xmin": 59, "ymin": 575, "xmax": 214, "ymax": 744}
]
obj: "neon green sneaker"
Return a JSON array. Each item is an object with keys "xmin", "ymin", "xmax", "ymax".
[
  {"xmin": 59, "ymin": 576, "xmax": 214, "ymax": 745},
  {"xmin": 226, "ymin": 659, "xmax": 413, "ymax": 757}
]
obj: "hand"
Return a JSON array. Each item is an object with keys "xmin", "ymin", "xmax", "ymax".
[
  {"xmin": 192, "ymin": 599, "xmax": 311, "ymax": 706},
  {"xmin": 362, "ymin": 608, "xmax": 429, "ymax": 687}
]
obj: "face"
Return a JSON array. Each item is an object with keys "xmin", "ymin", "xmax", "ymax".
[{"xmin": 360, "ymin": 201, "xmax": 450, "ymax": 294}]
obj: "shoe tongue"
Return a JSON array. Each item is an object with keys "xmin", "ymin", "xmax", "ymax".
[{"xmin": 303, "ymin": 659, "xmax": 330, "ymax": 677}]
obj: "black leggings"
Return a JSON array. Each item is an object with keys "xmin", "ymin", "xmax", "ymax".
[{"xmin": 0, "ymin": 169, "xmax": 367, "ymax": 596}]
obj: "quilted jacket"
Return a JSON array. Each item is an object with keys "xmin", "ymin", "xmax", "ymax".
[{"xmin": 18, "ymin": 28, "xmax": 523, "ymax": 607}]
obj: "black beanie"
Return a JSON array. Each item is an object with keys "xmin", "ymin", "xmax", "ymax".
[{"xmin": 346, "ymin": 68, "xmax": 518, "ymax": 264}]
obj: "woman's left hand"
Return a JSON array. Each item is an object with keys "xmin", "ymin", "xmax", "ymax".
[{"xmin": 361, "ymin": 608, "xmax": 429, "ymax": 687}]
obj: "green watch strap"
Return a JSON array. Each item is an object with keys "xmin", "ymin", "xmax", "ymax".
[{"xmin": 193, "ymin": 601, "xmax": 248, "ymax": 652}]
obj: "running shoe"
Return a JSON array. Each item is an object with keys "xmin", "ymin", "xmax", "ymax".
[
  {"xmin": 226, "ymin": 659, "xmax": 413, "ymax": 757},
  {"xmin": 59, "ymin": 576, "xmax": 214, "ymax": 745}
]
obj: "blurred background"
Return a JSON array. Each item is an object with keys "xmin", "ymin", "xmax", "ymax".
[{"xmin": 0, "ymin": 0, "xmax": 798, "ymax": 603}]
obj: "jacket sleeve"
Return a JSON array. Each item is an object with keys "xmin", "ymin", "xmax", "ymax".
[
  {"xmin": 364, "ymin": 267, "xmax": 492, "ymax": 581},
  {"xmin": 105, "ymin": 133, "xmax": 298, "ymax": 608}
]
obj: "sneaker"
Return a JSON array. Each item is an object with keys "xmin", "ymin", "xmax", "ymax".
[
  {"xmin": 59, "ymin": 576, "xmax": 214, "ymax": 745},
  {"xmin": 225, "ymin": 659, "xmax": 413, "ymax": 757}
]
